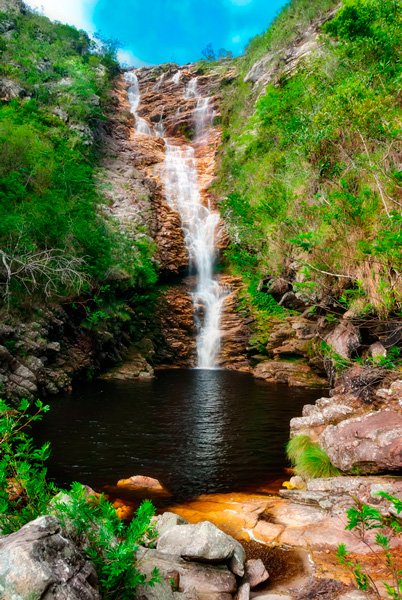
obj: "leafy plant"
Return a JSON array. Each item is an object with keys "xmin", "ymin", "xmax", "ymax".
[
  {"xmin": 287, "ymin": 435, "xmax": 341, "ymax": 478},
  {"xmin": 0, "ymin": 398, "xmax": 56, "ymax": 533},
  {"xmin": 55, "ymin": 483, "xmax": 159, "ymax": 599},
  {"xmin": 337, "ymin": 492, "xmax": 402, "ymax": 599}
]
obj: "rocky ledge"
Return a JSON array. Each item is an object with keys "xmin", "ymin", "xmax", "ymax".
[{"xmin": 291, "ymin": 375, "xmax": 402, "ymax": 474}]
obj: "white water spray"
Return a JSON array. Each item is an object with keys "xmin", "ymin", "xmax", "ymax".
[
  {"xmin": 125, "ymin": 71, "xmax": 153, "ymax": 135},
  {"xmin": 126, "ymin": 69, "xmax": 224, "ymax": 368}
]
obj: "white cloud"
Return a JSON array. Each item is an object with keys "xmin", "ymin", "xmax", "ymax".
[
  {"xmin": 24, "ymin": 0, "xmax": 97, "ymax": 33},
  {"xmin": 117, "ymin": 49, "xmax": 150, "ymax": 68}
]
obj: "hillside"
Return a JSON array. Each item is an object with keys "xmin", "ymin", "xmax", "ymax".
[
  {"xmin": 0, "ymin": 1, "xmax": 156, "ymax": 308},
  {"xmin": 217, "ymin": 0, "xmax": 401, "ymax": 328}
]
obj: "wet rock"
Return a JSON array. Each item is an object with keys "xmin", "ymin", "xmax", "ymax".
[
  {"xmin": 157, "ymin": 521, "xmax": 246, "ymax": 576},
  {"xmin": 253, "ymin": 360, "xmax": 326, "ymax": 387},
  {"xmin": 0, "ymin": 515, "xmax": 99, "ymax": 599},
  {"xmin": 218, "ymin": 274, "xmax": 251, "ymax": 371},
  {"xmin": 117, "ymin": 475, "xmax": 169, "ymax": 494},
  {"xmin": 244, "ymin": 558, "xmax": 269, "ymax": 589},
  {"xmin": 154, "ymin": 285, "xmax": 196, "ymax": 367},
  {"xmin": 320, "ymin": 410, "xmax": 402, "ymax": 473},
  {"xmin": 325, "ymin": 321, "xmax": 360, "ymax": 359},
  {"xmin": 101, "ymin": 348, "xmax": 154, "ymax": 380}
]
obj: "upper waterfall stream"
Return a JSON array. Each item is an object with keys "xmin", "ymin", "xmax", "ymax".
[{"xmin": 125, "ymin": 70, "xmax": 225, "ymax": 368}]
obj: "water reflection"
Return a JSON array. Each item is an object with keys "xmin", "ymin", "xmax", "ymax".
[{"xmin": 35, "ymin": 369, "xmax": 324, "ymax": 501}]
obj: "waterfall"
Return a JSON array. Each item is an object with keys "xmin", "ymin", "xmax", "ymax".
[
  {"xmin": 125, "ymin": 71, "xmax": 153, "ymax": 135},
  {"xmin": 163, "ymin": 141, "xmax": 225, "ymax": 368},
  {"xmin": 126, "ymin": 69, "xmax": 224, "ymax": 368},
  {"xmin": 171, "ymin": 70, "xmax": 181, "ymax": 84}
]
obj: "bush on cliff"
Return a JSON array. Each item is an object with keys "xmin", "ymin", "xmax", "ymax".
[
  {"xmin": 217, "ymin": 0, "xmax": 401, "ymax": 318},
  {"xmin": 0, "ymin": 398, "xmax": 158, "ymax": 598}
]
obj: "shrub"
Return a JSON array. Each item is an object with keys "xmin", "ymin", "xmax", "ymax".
[
  {"xmin": 0, "ymin": 398, "xmax": 56, "ymax": 534},
  {"xmin": 337, "ymin": 492, "xmax": 402, "ymax": 599},
  {"xmin": 287, "ymin": 435, "xmax": 341, "ymax": 478},
  {"xmin": 55, "ymin": 483, "xmax": 159, "ymax": 599},
  {"xmin": 0, "ymin": 7, "xmax": 157, "ymax": 308}
]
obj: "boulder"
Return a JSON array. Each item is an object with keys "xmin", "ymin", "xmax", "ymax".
[
  {"xmin": 135, "ymin": 579, "xmax": 176, "ymax": 600},
  {"xmin": 136, "ymin": 547, "xmax": 237, "ymax": 595},
  {"xmin": 278, "ymin": 291, "xmax": 306, "ymax": 311},
  {"xmin": 325, "ymin": 322, "xmax": 360, "ymax": 359},
  {"xmin": 320, "ymin": 410, "xmax": 402, "ymax": 473},
  {"xmin": 244, "ymin": 558, "xmax": 269, "ymax": 588},
  {"xmin": 154, "ymin": 512, "xmax": 188, "ymax": 537},
  {"xmin": 368, "ymin": 342, "xmax": 386, "ymax": 358},
  {"xmin": 0, "ymin": 515, "xmax": 99, "ymax": 599},
  {"xmin": 265, "ymin": 277, "xmax": 291, "ymax": 300},
  {"xmin": 0, "ymin": 78, "xmax": 25, "ymax": 101},
  {"xmin": 156, "ymin": 521, "xmax": 246, "ymax": 576}
]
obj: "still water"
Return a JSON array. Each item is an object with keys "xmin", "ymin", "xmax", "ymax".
[{"xmin": 36, "ymin": 369, "xmax": 324, "ymax": 501}]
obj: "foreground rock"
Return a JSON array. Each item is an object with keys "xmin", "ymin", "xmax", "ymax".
[
  {"xmin": 137, "ymin": 547, "xmax": 237, "ymax": 597},
  {"xmin": 135, "ymin": 515, "xmax": 253, "ymax": 599},
  {"xmin": 157, "ymin": 520, "xmax": 246, "ymax": 576},
  {"xmin": 0, "ymin": 515, "xmax": 99, "ymax": 600}
]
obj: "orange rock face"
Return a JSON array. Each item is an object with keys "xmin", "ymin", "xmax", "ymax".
[{"xmin": 108, "ymin": 63, "xmax": 250, "ymax": 369}]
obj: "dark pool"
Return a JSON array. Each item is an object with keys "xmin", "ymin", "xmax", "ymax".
[{"xmin": 35, "ymin": 369, "xmax": 324, "ymax": 501}]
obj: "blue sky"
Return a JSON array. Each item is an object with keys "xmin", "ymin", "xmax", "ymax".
[{"xmin": 25, "ymin": 0, "xmax": 289, "ymax": 66}]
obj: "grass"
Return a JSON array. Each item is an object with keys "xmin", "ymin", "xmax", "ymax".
[{"xmin": 287, "ymin": 435, "xmax": 341, "ymax": 478}]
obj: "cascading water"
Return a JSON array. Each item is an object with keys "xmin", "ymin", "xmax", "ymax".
[
  {"xmin": 126, "ymin": 69, "xmax": 225, "ymax": 369},
  {"xmin": 125, "ymin": 71, "xmax": 153, "ymax": 135}
]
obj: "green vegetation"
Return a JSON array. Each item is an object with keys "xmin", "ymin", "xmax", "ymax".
[
  {"xmin": 55, "ymin": 485, "xmax": 159, "ymax": 599},
  {"xmin": 0, "ymin": 398, "xmax": 158, "ymax": 598},
  {"xmin": 0, "ymin": 397, "xmax": 55, "ymax": 532},
  {"xmin": 286, "ymin": 434, "xmax": 341, "ymax": 478},
  {"xmin": 217, "ymin": 0, "xmax": 401, "ymax": 318},
  {"xmin": 338, "ymin": 492, "xmax": 402, "ymax": 598},
  {"xmin": 0, "ymin": 7, "xmax": 156, "ymax": 308}
]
